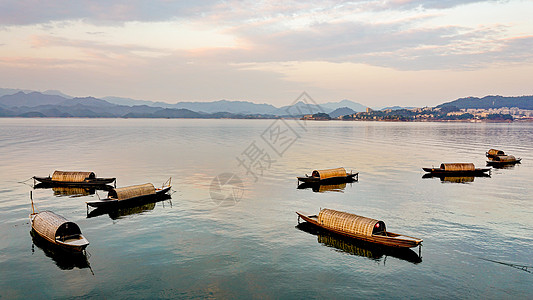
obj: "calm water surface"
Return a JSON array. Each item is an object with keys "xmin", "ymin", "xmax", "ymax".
[{"xmin": 0, "ymin": 118, "xmax": 531, "ymax": 299}]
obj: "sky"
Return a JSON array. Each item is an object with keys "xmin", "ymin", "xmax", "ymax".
[{"xmin": 1, "ymin": 0, "xmax": 532, "ymax": 107}]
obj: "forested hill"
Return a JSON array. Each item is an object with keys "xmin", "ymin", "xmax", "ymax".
[{"xmin": 436, "ymin": 95, "xmax": 533, "ymax": 110}]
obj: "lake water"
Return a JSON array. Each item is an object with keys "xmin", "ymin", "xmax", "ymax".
[{"xmin": 0, "ymin": 118, "xmax": 531, "ymax": 299}]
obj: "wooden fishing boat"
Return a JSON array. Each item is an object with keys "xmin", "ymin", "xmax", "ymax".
[
  {"xmin": 296, "ymin": 208, "xmax": 422, "ymax": 248},
  {"xmin": 86, "ymin": 179, "xmax": 171, "ymax": 208},
  {"xmin": 422, "ymin": 163, "xmax": 490, "ymax": 175},
  {"xmin": 486, "ymin": 149, "xmax": 505, "ymax": 158},
  {"xmin": 486, "ymin": 155, "xmax": 522, "ymax": 166},
  {"xmin": 33, "ymin": 170, "xmax": 116, "ymax": 186},
  {"xmin": 295, "ymin": 222, "xmax": 422, "ymax": 263},
  {"xmin": 297, "ymin": 167, "xmax": 358, "ymax": 183},
  {"xmin": 30, "ymin": 210, "xmax": 89, "ymax": 252}
]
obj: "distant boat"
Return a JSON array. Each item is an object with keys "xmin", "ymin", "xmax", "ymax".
[
  {"xmin": 486, "ymin": 154, "xmax": 521, "ymax": 166},
  {"xmin": 33, "ymin": 170, "xmax": 116, "ymax": 187},
  {"xmin": 296, "ymin": 208, "xmax": 422, "ymax": 248},
  {"xmin": 86, "ymin": 179, "xmax": 171, "ymax": 208},
  {"xmin": 297, "ymin": 167, "xmax": 358, "ymax": 183},
  {"xmin": 30, "ymin": 196, "xmax": 89, "ymax": 252},
  {"xmin": 422, "ymin": 163, "xmax": 490, "ymax": 175}
]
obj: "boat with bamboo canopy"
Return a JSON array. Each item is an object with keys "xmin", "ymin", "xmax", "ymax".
[
  {"xmin": 295, "ymin": 222, "xmax": 421, "ymax": 263},
  {"xmin": 33, "ymin": 170, "xmax": 116, "ymax": 186},
  {"xmin": 86, "ymin": 178, "xmax": 171, "ymax": 208},
  {"xmin": 297, "ymin": 167, "xmax": 358, "ymax": 183},
  {"xmin": 486, "ymin": 155, "xmax": 522, "ymax": 166},
  {"xmin": 296, "ymin": 208, "xmax": 422, "ymax": 248},
  {"xmin": 422, "ymin": 163, "xmax": 490, "ymax": 175},
  {"xmin": 29, "ymin": 194, "xmax": 89, "ymax": 252}
]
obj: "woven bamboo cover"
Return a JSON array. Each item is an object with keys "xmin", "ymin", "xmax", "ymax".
[
  {"xmin": 32, "ymin": 211, "xmax": 80, "ymax": 241},
  {"xmin": 318, "ymin": 208, "xmax": 384, "ymax": 237},
  {"xmin": 52, "ymin": 171, "xmax": 95, "ymax": 182},
  {"xmin": 493, "ymin": 155, "xmax": 516, "ymax": 162},
  {"xmin": 314, "ymin": 167, "xmax": 347, "ymax": 180},
  {"xmin": 487, "ymin": 149, "xmax": 505, "ymax": 156},
  {"xmin": 109, "ymin": 183, "xmax": 156, "ymax": 201},
  {"xmin": 440, "ymin": 163, "xmax": 475, "ymax": 171}
]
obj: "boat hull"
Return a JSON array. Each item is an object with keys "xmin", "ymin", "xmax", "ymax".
[
  {"xmin": 296, "ymin": 212, "xmax": 422, "ymax": 248},
  {"xmin": 297, "ymin": 173, "xmax": 358, "ymax": 184},
  {"xmin": 486, "ymin": 158, "xmax": 521, "ymax": 166}
]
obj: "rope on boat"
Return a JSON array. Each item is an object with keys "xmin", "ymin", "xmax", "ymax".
[
  {"xmin": 18, "ymin": 177, "xmax": 35, "ymax": 187},
  {"xmin": 479, "ymin": 257, "xmax": 532, "ymax": 274}
]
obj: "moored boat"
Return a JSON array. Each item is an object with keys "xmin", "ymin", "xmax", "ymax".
[
  {"xmin": 297, "ymin": 167, "xmax": 358, "ymax": 183},
  {"xmin": 422, "ymin": 163, "xmax": 490, "ymax": 175},
  {"xmin": 30, "ymin": 209, "xmax": 89, "ymax": 252},
  {"xmin": 486, "ymin": 155, "xmax": 521, "ymax": 166},
  {"xmin": 33, "ymin": 170, "xmax": 116, "ymax": 187},
  {"xmin": 86, "ymin": 179, "xmax": 171, "ymax": 208},
  {"xmin": 296, "ymin": 208, "xmax": 422, "ymax": 248}
]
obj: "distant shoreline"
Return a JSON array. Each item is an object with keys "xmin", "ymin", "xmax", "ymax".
[{"xmin": 1, "ymin": 116, "xmax": 531, "ymax": 122}]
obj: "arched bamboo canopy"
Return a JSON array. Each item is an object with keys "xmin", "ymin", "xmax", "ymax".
[
  {"xmin": 52, "ymin": 171, "xmax": 95, "ymax": 182},
  {"xmin": 318, "ymin": 208, "xmax": 386, "ymax": 237},
  {"xmin": 311, "ymin": 167, "xmax": 347, "ymax": 180},
  {"xmin": 32, "ymin": 211, "xmax": 82, "ymax": 242},
  {"xmin": 492, "ymin": 155, "xmax": 516, "ymax": 162},
  {"xmin": 487, "ymin": 149, "xmax": 505, "ymax": 156},
  {"xmin": 108, "ymin": 183, "xmax": 156, "ymax": 201},
  {"xmin": 439, "ymin": 163, "xmax": 475, "ymax": 171}
]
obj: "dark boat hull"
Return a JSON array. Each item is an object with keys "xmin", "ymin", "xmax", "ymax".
[
  {"xmin": 297, "ymin": 172, "xmax": 358, "ymax": 184},
  {"xmin": 33, "ymin": 176, "xmax": 116, "ymax": 187},
  {"xmin": 86, "ymin": 186, "xmax": 171, "ymax": 208},
  {"xmin": 296, "ymin": 212, "xmax": 422, "ymax": 248},
  {"xmin": 486, "ymin": 158, "xmax": 521, "ymax": 166}
]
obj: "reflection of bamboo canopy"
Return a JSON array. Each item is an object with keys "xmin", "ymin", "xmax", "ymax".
[
  {"xmin": 318, "ymin": 183, "xmax": 347, "ymax": 192},
  {"xmin": 32, "ymin": 211, "xmax": 82, "ymax": 241},
  {"xmin": 52, "ymin": 171, "xmax": 95, "ymax": 182},
  {"xmin": 318, "ymin": 208, "xmax": 386, "ymax": 236},
  {"xmin": 311, "ymin": 167, "xmax": 347, "ymax": 180},
  {"xmin": 442, "ymin": 176, "xmax": 474, "ymax": 183},
  {"xmin": 53, "ymin": 186, "xmax": 92, "ymax": 196},
  {"xmin": 109, "ymin": 202, "xmax": 156, "ymax": 219},
  {"xmin": 487, "ymin": 149, "xmax": 505, "ymax": 156},
  {"xmin": 440, "ymin": 163, "xmax": 475, "ymax": 171},
  {"xmin": 108, "ymin": 183, "xmax": 155, "ymax": 201},
  {"xmin": 318, "ymin": 234, "xmax": 376, "ymax": 258},
  {"xmin": 492, "ymin": 155, "xmax": 516, "ymax": 162}
]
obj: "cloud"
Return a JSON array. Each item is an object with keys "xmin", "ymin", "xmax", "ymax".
[{"xmin": 0, "ymin": 1, "xmax": 219, "ymax": 25}]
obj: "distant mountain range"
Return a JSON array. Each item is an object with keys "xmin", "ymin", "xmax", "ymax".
[
  {"xmin": 0, "ymin": 88, "xmax": 369, "ymax": 118},
  {"xmin": 0, "ymin": 88, "xmax": 531, "ymax": 118}
]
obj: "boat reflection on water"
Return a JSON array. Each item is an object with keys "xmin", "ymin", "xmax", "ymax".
[
  {"xmin": 34, "ymin": 183, "xmax": 113, "ymax": 197},
  {"xmin": 30, "ymin": 230, "xmax": 92, "ymax": 271},
  {"xmin": 422, "ymin": 173, "xmax": 490, "ymax": 183},
  {"xmin": 295, "ymin": 222, "xmax": 422, "ymax": 264},
  {"xmin": 87, "ymin": 194, "xmax": 172, "ymax": 220},
  {"xmin": 297, "ymin": 179, "xmax": 357, "ymax": 193},
  {"xmin": 487, "ymin": 163, "xmax": 520, "ymax": 170}
]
